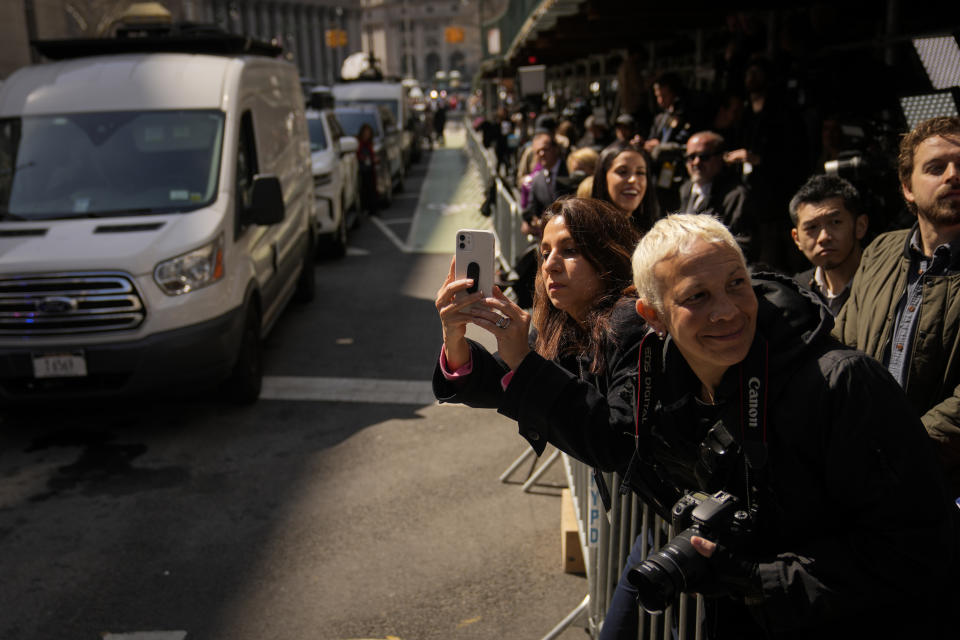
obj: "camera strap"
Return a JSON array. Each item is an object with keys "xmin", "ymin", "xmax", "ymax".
[
  {"xmin": 624, "ymin": 330, "xmax": 770, "ymax": 512},
  {"xmin": 616, "ymin": 330, "xmax": 684, "ymax": 518},
  {"xmin": 737, "ymin": 337, "xmax": 770, "ymax": 471}
]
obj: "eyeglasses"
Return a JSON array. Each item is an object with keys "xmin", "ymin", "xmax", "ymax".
[{"xmin": 684, "ymin": 152, "xmax": 719, "ymax": 163}]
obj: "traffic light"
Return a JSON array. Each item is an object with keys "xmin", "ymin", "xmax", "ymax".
[
  {"xmin": 325, "ymin": 29, "xmax": 347, "ymax": 47},
  {"xmin": 444, "ymin": 26, "xmax": 464, "ymax": 43}
]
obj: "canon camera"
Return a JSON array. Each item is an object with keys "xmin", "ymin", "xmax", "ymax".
[{"xmin": 627, "ymin": 490, "xmax": 754, "ymax": 613}]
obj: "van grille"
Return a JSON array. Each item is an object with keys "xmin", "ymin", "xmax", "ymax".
[{"xmin": 0, "ymin": 272, "xmax": 145, "ymax": 335}]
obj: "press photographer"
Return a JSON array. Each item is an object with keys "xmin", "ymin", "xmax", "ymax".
[{"xmin": 597, "ymin": 213, "xmax": 958, "ymax": 639}]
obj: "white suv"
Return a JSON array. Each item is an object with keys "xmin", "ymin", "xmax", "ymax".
[{"xmin": 306, "ymin": 108, "xmax": 359, "ymax": 258}]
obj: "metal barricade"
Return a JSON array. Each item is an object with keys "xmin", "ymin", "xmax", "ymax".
[
  {"xmin": 543, "ymin": 454, "xmax": 705, "ymax": 640},
  {"xmin": 464, "ymin": 124, "xmax": 706, "ymax": 637},
  {"xmin": 462, "ymin": 118, "xmax": 527, "ymax": 272}
]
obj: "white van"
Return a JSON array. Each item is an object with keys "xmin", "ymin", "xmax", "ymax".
[
  {"xmin": 332, "ymin": 81, "xmax": 415, "ymax": 168},
  {"xmin": 0, "ymin": 33, "xmax": 316, "ymax": 403}
]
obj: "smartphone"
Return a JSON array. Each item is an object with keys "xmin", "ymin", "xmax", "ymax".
[{"xmin": 455, "ymin": 229, "xmax": 496, "ymax": 303}]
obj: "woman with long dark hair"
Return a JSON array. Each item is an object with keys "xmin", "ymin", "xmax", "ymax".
[
  {"xmin": 591, "ymin": 140, "xmax": 661, "ymax": 233},
  {"xmin": 432, "ymin": 197, "xmax": 643, "ymax": 473}
]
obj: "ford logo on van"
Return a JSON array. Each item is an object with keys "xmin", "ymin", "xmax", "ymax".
[{"xmin": 36, "ymin": 297, "xmax": 78, "ymax": 314}]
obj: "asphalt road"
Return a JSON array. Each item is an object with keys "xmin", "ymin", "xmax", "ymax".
[{"xmin": 0, "ymin": 123, "xmax": 590, "ymax": 640}]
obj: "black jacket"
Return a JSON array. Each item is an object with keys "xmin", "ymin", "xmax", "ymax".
[
  {"xmin": 793, "ymin": 266, "xmax": 849, "ymax": 316},
  {"xmin": 433, "ymin": 298, "xmax": 643, "ymax": 472},
  {"xmin": 627, "ymin": 273, "xmax": 956, "ymax": 638}
]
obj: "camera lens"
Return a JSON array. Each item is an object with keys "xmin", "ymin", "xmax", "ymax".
[
  {"xmin": 459, "ymin": 243, "xmax": 465, "ymax": 249},
  {"xmin": 627, "ymin": 529, "xmax": 707, "ymax": 613},
  {"xmin": 459, "ymin": 234, "xmax": 466, "ymax": 241}
]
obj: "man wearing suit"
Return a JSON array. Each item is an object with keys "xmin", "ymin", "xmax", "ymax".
[
  {"xmin": 521, "ymin": 131, "xmax": 571, "ymax": 220},
  {"xmin": 678, "ymin": 130, "xmax": 753, "ymax": 257}
]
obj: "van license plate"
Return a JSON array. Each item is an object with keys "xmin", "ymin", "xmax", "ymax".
[{"xmin": 32, "ymin": 352, "xmax": 87, "ymax": 378}]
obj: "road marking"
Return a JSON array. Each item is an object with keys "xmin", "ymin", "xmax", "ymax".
[
  {"xmin": 262, "ymin": 376, "xmax": 434, "ymax": 405},
  {"xmin": 102, "ymin": 633, "xmax": 187, "ymax": 640},
  {"xmin": 368, "ymin": 215, "xmax": 410, "ymax": 252},
  {"xmin": 457, "ymin": 616, "xmax": 482, "ymax": 628},
  {"xmin": 346, "ymin": 246, "xmax": 370, "ymax": 256}
]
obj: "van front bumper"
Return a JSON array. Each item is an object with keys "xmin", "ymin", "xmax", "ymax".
[{"xmin": 0, "ymin": 305, "xmax": 246, "ymax": 402}]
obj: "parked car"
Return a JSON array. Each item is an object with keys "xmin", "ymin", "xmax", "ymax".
[
  {"xmin": 306, "ymin": 108, "xmax": 359, "ymax": 258},
  {"xmin": 0, "ymin": 26, "xmax": 316, "ymax": 404},
  {"xmin": 334, "ymin": 105, "xmax": 403, "ymax": 205}
]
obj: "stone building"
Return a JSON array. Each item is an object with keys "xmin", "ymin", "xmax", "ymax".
[{"xmin": 359, "ymin": 0, "xmax": 483, "ymax": 86}]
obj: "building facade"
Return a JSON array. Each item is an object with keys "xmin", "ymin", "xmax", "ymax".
[
  {"xmin": 1, "ymin": 0, "xmax": 362, "ymax": 84},
  {"xmin": 359, "ymin": 0, "xmax": 482, "ymax": 87}
]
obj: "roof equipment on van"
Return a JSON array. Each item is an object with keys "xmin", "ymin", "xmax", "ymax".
[{"xmin": 32, "ymin": 22, "xmax": 282, "ymax": 61}]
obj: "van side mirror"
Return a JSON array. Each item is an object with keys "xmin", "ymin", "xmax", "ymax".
[
  {"xmin": 244, "ymin": 174, "xmax": 285, "ymax": 225},
  {"xmin": 339, "ymin": 136, "xmax": 358, "ymax": 155}
]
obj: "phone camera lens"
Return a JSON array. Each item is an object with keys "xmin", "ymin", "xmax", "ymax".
[
  {"xmin": 459, "ymin": 234, "xmax": 466, "ymax": 241},
  {"xmin": 459, "ymin": 243, "xmax": 465, "ymax": 249}
]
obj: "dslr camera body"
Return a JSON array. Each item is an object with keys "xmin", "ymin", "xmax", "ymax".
[{"xmin": 627, "ymin": 489, "xmax": 755, "ymax": 613}]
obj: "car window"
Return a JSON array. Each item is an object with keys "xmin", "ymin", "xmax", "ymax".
[
  {"xmin": 306, "ymin": 118, "xmax": 328, "ymax": 151},
  {"xmin": 325, "ymin": 113, "xmax": 344, "ymax": 140}
]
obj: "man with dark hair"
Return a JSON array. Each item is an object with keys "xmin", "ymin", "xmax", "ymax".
[
  {"xmin": 835, "ymin": 115, "xmax": 960, "ymax": 496},
  {"xmin": 789, "ymin": 175, "xmax": 868, "ymax": 315},
  {"xmin": 678, "ymin": 130, "xmax": 751, "ymax": 255}
]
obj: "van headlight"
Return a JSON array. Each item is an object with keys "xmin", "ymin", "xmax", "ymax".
[{"xmin": 154, "ymin": 234, "xmax": 225, "ymax": 295}]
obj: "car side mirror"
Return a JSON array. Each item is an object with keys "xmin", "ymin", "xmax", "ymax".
[
  {"xmin": 339, "ymin": 136, "xmax": 358, "ymax": 155},
  {"xmin": 243, "ymin": 174, "xmax": 285, "ymax": 225}
]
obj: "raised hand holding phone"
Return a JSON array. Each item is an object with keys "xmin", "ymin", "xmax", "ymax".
[{"xmin": 454, "ymin": 229, "xmax": 495, "ymax": 304}]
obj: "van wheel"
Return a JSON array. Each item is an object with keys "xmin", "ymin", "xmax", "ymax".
[
  {"xmin": 294, "ymin": 238, "xmax": 316, "ymax": 302},
  {"xmin": 225, "ymin": 305, "xmax": 262, "ymax": 405}
]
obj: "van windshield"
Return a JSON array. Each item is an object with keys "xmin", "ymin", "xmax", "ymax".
[
  {"xmin": 0, "ymin": 110, "xmax": 224, "ymax": 220},
  {"xmin": 337, "ymin": 99, "xmax": 399, "ymax": 120},
  {"xmin": 334, "ymin": 110, "xmax": 383, "ymax": 139}
]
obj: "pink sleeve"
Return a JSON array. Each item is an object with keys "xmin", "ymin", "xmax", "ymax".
[
  {"xmin": 500, "ymin": 370, "xmax": 515, "ymax": 390},
  {"xmin": 439, "ymin": 344, "xmax": 473, "ymax": 380}
]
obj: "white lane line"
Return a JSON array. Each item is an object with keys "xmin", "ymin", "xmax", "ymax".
[
  {"xmin": 368, "ymin": 215, "xmax": 410, "ymax": 252},
  {"xmin": 103, "ymin": 633, "xmax": 187, "ymax": 640},
  {"xmin": 262, "ymin": 376, "xmax": 434, "ymax": 405}
]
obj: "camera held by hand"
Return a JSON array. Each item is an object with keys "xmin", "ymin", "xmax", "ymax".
[{"xmin": 627, "ymin": 489, "xmax": 755, "ymax": 614}]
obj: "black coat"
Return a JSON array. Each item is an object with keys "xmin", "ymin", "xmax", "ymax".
[
  {"xmin": 793, "ymin": 267, "xmax": 849, "ymax": 316},
  {"xmin": 625, "ymin": 274, "xmax": 957, "ymax": 638},
  {"xmin": 433, "ymin": 298, "xmax": 644, "ymax": 470}
]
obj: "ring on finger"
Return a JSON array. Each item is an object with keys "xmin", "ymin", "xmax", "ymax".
[{"xmin": 496, "ymin": 316, "xmax": 511, "ymax": 329}]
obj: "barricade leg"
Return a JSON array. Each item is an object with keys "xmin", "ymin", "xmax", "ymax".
[
  {"xmin": 499, "ymin": 447, "xmax": 536, "ymax": 483},
  {"xmin": 521, "ymin": 448, "xmax": 562, "ymax": 492},
  {"xmin": 539, "ymin": 594, "xmax": 590, "ymax": 640}
]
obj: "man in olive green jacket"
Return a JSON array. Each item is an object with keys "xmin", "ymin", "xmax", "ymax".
[{"xmin": 834, "ymin": 116, "xmax": 960, "ymax": 497}]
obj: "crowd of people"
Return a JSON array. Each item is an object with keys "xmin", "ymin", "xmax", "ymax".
[{"xmin": 451, "ymin": 85, "xmax": 960, "ymax": 634}]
